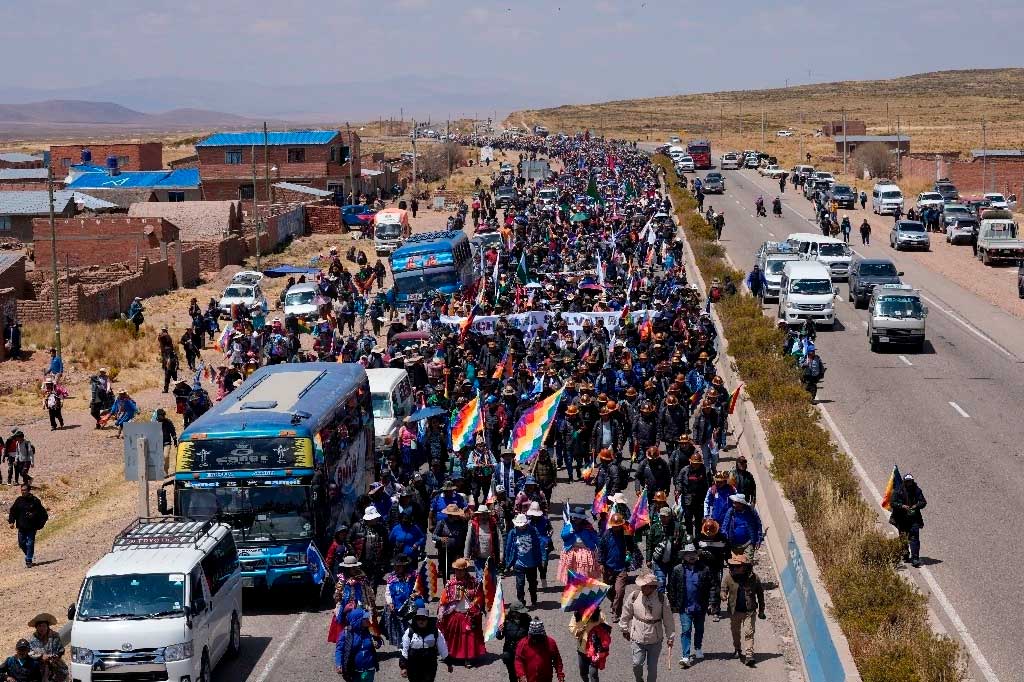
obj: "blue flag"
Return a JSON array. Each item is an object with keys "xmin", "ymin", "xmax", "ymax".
[{"xmin": 307, "ymin": 542, "xmax": 327, "ymax": 585}]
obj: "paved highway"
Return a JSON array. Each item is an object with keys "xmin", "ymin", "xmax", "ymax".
[
  {"xmin": 690, "ymin": 159, "xmax": 1024, "ymax": 682},
  {"xmin": 213, "ymin": 476, "xmax": 802, "ymax": 682},
  {"xmin": 216, "ymin": 473, "xmax": 802, "ymax": 679}
]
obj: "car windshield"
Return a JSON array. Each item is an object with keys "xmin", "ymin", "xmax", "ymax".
[
  {"xmin": 882, "ymin": 191, "xmax": 902, "ymax": 200},
  {"xmin": 987, "ymin": 194, "xmax": 1006, "ymax": 202},
  {"xmin": 376, "ymin": 223, "xmax": 402, "ymax": 238},
  {"xmin": 706, "ymin": 174, "xmax": 722, "ymax": 181},
  {"xmin": 900, "ymin": 223, "xmax": 925, "ymax": 233},
  {"xmin": 818, "ymin": 243, "xmax": 850, "ymax": 257},
  {"xmin": 946, "ymin": 206, "xmax": 970, "ymax": 216},
  {"xmin": 766, "ymin": 260, "xmax": 791, "ymax": 274},
  {"xmin": 78, "ymin": 573, "xmax": 185, "ymax": 620},
  {"xmin": 833, "ymin": 185, "xmax": 851, "ymax": 194},
  {"xmin": 394, "ymin": 268, "xmax": 457, "ymax": 294},
  {"xmin": 285, "ymin": 291, "xmax": 316, "ymax": 306},
  {"xmin": 233, "ymin": 274, "xmax": 261, "ymax": 285},
  {"xmin": 877, "ymin": 296, "xmax": 924, "ymax": 318},
  {"xmin": 372, "ymin": 393, "xmax": 394, "ymax": 419},
  {"xmin": 791, "ymin": 279, "xmax": 833, "ymax": 295},
  {"xmin": 920, "ymin": 193, "xmax": 942, "ymax": 201},
  {"xmin": 860, "ymin": 263, "xmax": 898, "ymax": 277},
  {"xmin": 222, "ymin": 286, "xmax": 253, "ymax": 299},
  {"xmin": 179, "ymin": 485, "xmax": 314, "ymax": 543}
]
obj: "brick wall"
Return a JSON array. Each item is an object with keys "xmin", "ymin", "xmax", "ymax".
[
  {"xmin": 273, "ymin": 185, "xmax": 331, "ymax": 204},
  {"xmin": 901, "ymin": 156, "xmax": 1024, "ymax": 196},
  {"xmin": 50, "ymin": 142, "xmax": 164, "ymax": 172},
  {"xmin": 306, "ymin": 204, "xmax": 342, "ymax": 234},
  {"xmin": 180, "ymin": 245, "xmax": 202, "ymax": 286},
  {"xmin": 0, "ymin": 181, "xmax": 49, "ymax": 191},
  {"xmin": 32, "ymin": 216, "xmax": 179, "ymax": 268},
  {"xmin": 191, "ymin": 236, "xmax": 247, "ymax": 272}
]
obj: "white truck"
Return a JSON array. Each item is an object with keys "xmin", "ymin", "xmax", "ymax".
[{"xmin": 976, "ymin": 209, "xmax": 1024, "ymax": 265}]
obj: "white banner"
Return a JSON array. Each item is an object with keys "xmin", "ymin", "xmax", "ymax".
[{"xmin": 439, "ymin": 310, "xmax": 655, "ymax": 336}]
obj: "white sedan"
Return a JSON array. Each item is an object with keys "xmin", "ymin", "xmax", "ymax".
[
  {"xmin": 776, "ymin": 130, "xmax": 794, "ymax": 137},
  {"xmin": 984, "ymin": 192, "xmax": 1009, "ymax": 209},
  {"xmin": 676, "ymin": 156, "xmax": 695, "ymax": 172},
  {"xmin": 759, "ymin": 164, "xmax": 787, "ymax": 179},
  {"xmin": 916, "ymin": 192, "xmax": 944, "ymax": 211}
]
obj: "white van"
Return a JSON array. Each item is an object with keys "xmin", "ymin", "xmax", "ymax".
[
  {"xmin": 283, "ymin": 282, "xmax": 319, "ymax": 319},
  {"xmin": 872, "ymin": 182, "xmax": 904, "ymax": 215},
  {"xmin": 785, "ymin": 232, "xmax": 852, "ymax": 280},
  {"xmin": 70, "ymin": 519, "xmax": 242, "ymax": 682},
  {"xmin": 367, "ymin": 368, "xmax": 414, "ymax": 458},
  {"xmin": 777, "ymin": 260, "xmax": 837, "ymax": 328}
]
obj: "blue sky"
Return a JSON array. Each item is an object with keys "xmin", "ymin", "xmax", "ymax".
[{"xmin": 2, "ymin": 0, "xmax": 1023, "ymax": 113}]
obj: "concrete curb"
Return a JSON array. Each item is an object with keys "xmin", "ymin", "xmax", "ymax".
[{"xmin": 662, "ymin": 170, "xmax": 862, "ymax": 682}]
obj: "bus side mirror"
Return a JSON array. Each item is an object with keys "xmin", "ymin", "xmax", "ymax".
[{"xmin": 898, "ymin": 271, "xmax": 904, "ymax": 276}]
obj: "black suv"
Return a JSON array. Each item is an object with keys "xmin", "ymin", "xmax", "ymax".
[
  {"xmin": 934, "ymin": 180, "xmax": 959, "ymax": 202},
  {"xmin": 829, "ymin": 184, "xmax": 857, "ymax": 209},
  {"xmin": 848, "ymin": 256, "xmax": 903, "ymax": 308}
]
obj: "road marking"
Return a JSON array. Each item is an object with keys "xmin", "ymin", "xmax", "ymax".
[
  {"xmin": 816, "ymin": 405, "xmax": 999, "ymax": 682},
  {"xmin": 253, "ymin": 612, "xmax": 309, "ymax": 682},
  {"xmin": 949, "ymin": 401, "xmax": 970, "ymax": 418},
  {"xmin": 768, "ymin": 231, "xmax": 775, "ymax": 237},
  {"xmin": 898, "ymin": 355, "xmax": 913, "ymax": 366}
]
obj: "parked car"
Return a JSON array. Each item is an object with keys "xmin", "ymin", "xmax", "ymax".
[
  {"xmin": 231, "ymin": 270, "xmax": 264, "ymax": 286},
  {"xmin": 829, "ymin": 184, "xmax": 857, "ymax": 209},
  {"xmin": 984, "ymin": 192, "xmax": 1009, "ymax": 209},
  {"xmin": 759, "ymin": 164, "xmax": 786, "ymax": 178},
  {"xmin": 677, "ymin": 156, "xmax": 695, "ymax": 172},
  {"xmin": 916, "ymin": 192, "xmax": 944, "ymax": 211},
  {"xmin": 776, "ymin": 130, "xmax": 794, "ymax": 137},
  {"xmin": 933, "ymin": 179, "xmax": 959, "ymax": 202},
  {"xmin": 847, "ymin": 255, "xmax": 903, "ymax": 308},
  {"xmin": 941, "ymin": 204, "xmax": 973, "ymax": 232},
  {"xmin": 669, "ymin": 135, "xmax": 682, "ymax": 144},
  {"xmin": 341, "ymin": 204, "xmax": 376, "ymax": 227},
  {"xmin": 218, "ymin": 282, "xmax": 268, "ymax": 317},
  {"xmin": 872, "ymin": 182, "xmax": 904, "ymax": 215},
  {"xmin": 946, "ymin": 216, "xmax": 979, "ymax": 245},
  {"xmin": 890, "ymin": 220, "xmax": 930, "ymax": 251},
  {"xmin": 703, "ymin": 172, "xmax": 725, "ymax": 193},
  {"xmin": 720, "ymin": 153, "xmax": 740, "ymax": 170}
]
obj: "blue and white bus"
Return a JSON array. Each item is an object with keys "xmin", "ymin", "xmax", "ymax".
[
  {"xmin": 389, "ymin": 230, "xmax": 475, "ymax": 310},
  {"xmin": 159, "ymin": 363, "xmax": 374, "ymax": 591}
]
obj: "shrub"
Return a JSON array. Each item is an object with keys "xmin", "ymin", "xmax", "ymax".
[{"xmin": 654, "ymin": 155, "xmax": 964, "ymax": 681}]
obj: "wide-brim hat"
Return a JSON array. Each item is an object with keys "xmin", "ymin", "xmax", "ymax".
[
  {"xmin": 340, "ymin": 555, "xmax": 362, "ymax": 568},
  {"xmin": 607, "ymin": 513, "xmax": 626, "ymax": 527},
  {"xmin": 679, "ymin": 433, "xmax": 693, "ymax": 444},
  {"xmin": 728, "ymin": 553, "xmax": 752, "ymax": 565},
  {"xmin": 635, "ymin": 572, "xmax": 658, "ymax": 587},
  {"xmin": 645, "ymin": 447, "xmax": 661, "ymax": 459},
  {"xmin": 513, "ymin": 513, "xmax": 529, "ymax": 527},
  {"xmin": 363, "ymin": 506, "xmax": 382, "ymax": 521},
  {"xmin": 452, "ymin": 557, "xmax": 471, "ymax": 570},
  {"xmin": 526, "ymin": 502, "xmax": 544, "ymax": 517},
  {"xmin": 28, "ymin": 613, "xmax": 57, "ymax": 628},
  {"xmin": 652, "ymin": 490, "xmax": 668, "ymax": 503},
  {"xmin": 474, "ymin": 504, "xmax": 490, "ymax": 514},
  {"xmin": 702, "ymin": 519, "xmax": 720, "ymax": 535},
  {"xmin": 729, "ymin": 493, "xmax": 750, "ymax": 506},
  {"xmin": 442, "ymin": 503, "xmax": 465, "ymax": 517}
]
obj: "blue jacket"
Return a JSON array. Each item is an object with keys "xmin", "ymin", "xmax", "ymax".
[
  {"xmin": 597, "ymin": 528, "xmax": 627, "ymax": 572},
  {"xmin": 335, "ymin": 611, "xmax": 380, "ymax": 671},
  {"xmin": 667, "ymin": 562, "xmax": 712, "ymax": 615},
  {"xmin": 389, "ymin": 521, "xmax": 425, "ymax": 558},
  {"xmin": 505, "ymin": 525, "xmax": 542, "ymax": 570},
  {"xmin": 721, "ymin": 507, "xmax": 762, "ymax": 548},
  {"xmin": 703, "ymin": 485, "xmax": 736, "ymax": 524}
]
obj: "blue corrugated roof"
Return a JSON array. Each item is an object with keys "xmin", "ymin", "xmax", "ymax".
[
  {"xmin": 67, "ymin": 169, "xmax": 200, "ymax": 190},
  {"xmin": 196, "ymin": 130, "xmax": 339, "ymax": 147}
]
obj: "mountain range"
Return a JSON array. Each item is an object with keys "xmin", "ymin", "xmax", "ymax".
[{"xmin": 0, "ymin": 100, "xmax": 263, "ymax": 127}]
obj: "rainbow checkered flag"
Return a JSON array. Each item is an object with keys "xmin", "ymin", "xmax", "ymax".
[
  {"xmin": 511, "ymin": 388, "xmax": 565, "ymax": 467},
  {"xmin": 561, "ymin": 570, "xmax": 609, "ymax": 620},
  {"xmin": 484, "ymin": 577, "xmax": 505, "ymax": 642}
]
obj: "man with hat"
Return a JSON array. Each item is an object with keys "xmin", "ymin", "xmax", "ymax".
[
  {"xmin": 465, "ymin": 504, "xmax": 501, "ymax": 580},
  {"xmin": 730, "ymin": 455, "xmax": 757, "ymax": 507},
  {"xmin": 504, "ymin": 513, "xmax": 543, "ymax": 607},
  {"xmin": 656, "ymin": 394, "xmax": 688, "ymax": 452},
  {"xmin": 593, "ymin": 449, "xmax": 625, "ymax": 496},
  {"xmin": 533, "ymin": 447, "xmax": 558, "ymax": 505},
  {"xmin": 389, "ymin": 502, "xmax": 426, "ymax": 560},
  {"xmin": 697, "ymin": 519, "xmax": 730, "ymax": 619},
  {"xmin": 589, "ymin": 403, "xmax": 622, "ymax": 465},
  {"xmin": 352, "ymin": 505, "xmax": 391, "ymax": 588},
  {"xmin": 675, "ymin": 449, "xmax": 711, "ymax": 541},
  {"xmin": 634, "ymin": 447, "xmax": 671, "ymax": 497},
  {"xmin": 0, "ymin": 638, "xmax": 41, "ymax": 682},
  {"xmin": 720, "ymin": 494, "xmax": 762, "ymax": 563},
  {"xmin": 382, "ymin": 555, "xmax": 418, "ymax": 646},
  {"xmin": 597, "ymin": 513, "xmax": 635, "ymax": 622},
  {"xmin": 154, "ymin": 408, "xmax": 178, "ymax": 476},
  {"xmin": 690, "ymin": 399, "xmax": 720, "ymax": 472},
  {"xmin": 620, "ymin": 572, "xmax": 674, "ymax": 682},
  {"xmin": 514, "ymin": 476, "xmax": 547, "ymax": 515},
  {"xmin": 88, "ymin": 367, "xmax": 112, "ymax": 429},
  {"xmin": 428, "ymin": 479, "xmax": 466, "ymax": 533},
  {"xmin": 703, "ymin": 472, "xmax": 736, "ymax": 526},
  {"xmin": 668, "ymin": 432, "xmax": 696, "ymax": 480},
  {"xmin": 558, "ymin": 404, "xmax": 588, "ymax": 482},
  {"xmin": 514, "ymin": 618, "xmax": 565, "ymax": 682},
  {"xmin": 630, "ymin": 401, "xmax": 659, "ymax": 468},
  {"xmin": 27, "ymin": 612, "xmax": 66, "ymax": 681},
  {"xmin": 888, "ymin": 473, "xmax": 927, "ymax": 568},
  {"xmin": 721, "ymin": 553, "xmax": 766, "ymax": 667},
  {"xmin": 399, "ymin": 599, "xmax": 453, "ymax": 682},
  {"xmin": 493, "ymin": 449, "xmax": 523, "ymax": 501},
  {"xmin": 433, "ymin": 503, "xmax": 468, "ymax": 582},
  {"xmin": 667, "ymin": 544, "xmax": 712, "ymax": 668},
  {"xmin": 644, "ymin": 501, "xmax": 678, "ymax": 593},
  {"xmin": 484, "ymin": 396, "xmax": 511, "ymax": 463}
]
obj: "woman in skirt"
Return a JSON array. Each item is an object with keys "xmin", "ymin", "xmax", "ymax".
[
  {"xmin": 437, "ymin": 558, "xmax": 486, "ymax": 667},
  {"xmin": 382, "ymin": 555, "xmax": 417, "ymax": 647}
]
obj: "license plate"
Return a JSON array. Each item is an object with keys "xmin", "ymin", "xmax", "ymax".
[
  {"xmin": 879, "ymin": 336, "xmax": 889, "ymax": 343},
  {"xmin": 242, "ymin": 577, "xmax": 255, "ymax": 588}
]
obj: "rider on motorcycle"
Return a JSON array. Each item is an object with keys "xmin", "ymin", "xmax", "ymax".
[{"xmin": 800, "ymin": 346, "xmax": 826, "ymax": 401}]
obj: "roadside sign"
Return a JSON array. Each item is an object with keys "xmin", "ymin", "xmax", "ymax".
[
  {"xmin": 123, "ymin": 422, "xmax": 165, "ymax": 481},
  {"xmin": 480, "ymin": 146, "xmax": 494, "ymax": 162}
]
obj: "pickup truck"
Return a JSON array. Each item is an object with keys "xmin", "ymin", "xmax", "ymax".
[{"xmin": 976, "ymin": 209, "xmax": 1024, "ymax": 265}]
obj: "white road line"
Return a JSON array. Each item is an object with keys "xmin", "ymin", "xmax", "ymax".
[
  {"xmin": 949, "ymin": 401, "xmax": 970, "ymax": 418},
  {"xmin": 768, "ymin": 231, "xmax": 775, "ymax": 237},
  {"xmin": 817, "ymin": 404, "xmax": 999, "ymax": 682},
  {"xmin": 898, "ymin": 355, "xmax": 913, "ymax": 366},
  {"xmin": 253, "ymin": 612, "xmax": 309, "ymax": 682}
]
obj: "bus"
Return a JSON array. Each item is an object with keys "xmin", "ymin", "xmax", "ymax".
[
  {"xmin": 389, "ymin": 230, "xmax": 475, "ymax": 310},
  {"xmin": 687, "ymin": 140, "xmax": 712, "ymax": 169},
  {"xmin": 158, "ymin": 363, "xmax": 374, "ymax": 591}
]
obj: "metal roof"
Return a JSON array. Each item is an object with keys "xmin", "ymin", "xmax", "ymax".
[
  {"xmin": 196, "ymin": 130, "xmax": 339, "ymax": 147},
  {"xmin": 0, "ymin": 152, "xmax": 42, "ymax": 163},
  {"xmin": 970, "ymin": 149, "xmax": 1024, "ymax": 158},
  {"xmin": 0, "ymin": 190, "xmax": 74, "ymax": 215},
  {"xmin": 0, "ymin": 168, "xmax": 48, "ymax": 180},
  {"xmin": 834, "ymin": 135, "xmax": 910, "ymax": 143},
  {"xmin": 67, "ymin": 168, "xmax": 200, "ymax": 190},
  {"xmin": 273, "ymin": 181, "xmax": 333, "ymax": 198},
  {"xmin": 71, "ymin": 192, "xmax": 118, "ymax": 210},
  {"xmin": 0, "ymin": 253, "xmax": 24, "ymax": 273}
]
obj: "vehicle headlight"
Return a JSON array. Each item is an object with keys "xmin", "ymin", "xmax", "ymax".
[
  {"xmin": 164, "ymin": 641, "xmax": 193, "ymax": 662},
  {"xmin": 270, "ymin": 553, "xmax": 305, "ymax": 566},
  {"xmin": 71, "ymin": 646, "xmax": 94, "ymax": 664}
]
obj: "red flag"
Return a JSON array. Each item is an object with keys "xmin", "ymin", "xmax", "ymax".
[
  {"xmin": 690, "ymin": 391, "xmax": 702, "ymax": 407},
  {"xmin": 492, "ymin": 348, "xmax": 512, "ymax": 380},
  {"xmin": 728, "ymin": 384, "xmax": 743, "ymax": 414}
]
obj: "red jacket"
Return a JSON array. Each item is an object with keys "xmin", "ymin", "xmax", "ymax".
[{"xmin": 514, "ymin": 636, "xmax": 564, "ymax": 682}]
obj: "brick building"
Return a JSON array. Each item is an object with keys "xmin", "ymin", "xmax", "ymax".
[
  {"xmin": 50, "ymin": 142, "xmax": 163, "ymax": 174},
  {"xmin": 196, "ymin": 130, "xmax": 360, "ymax": 202},
  {"xmin": 834, "ymin": 134, "xmax": 910, "ymax": 157},
  {"xmin": 32, "ymin": 215, "xmax": 180, "ymax": 269},
  {"xmin": 822, "ymin": 120, "xmax": 867, "ymax": 137},
  {"xmin": 902, "ymin": 150, "xmax": 1024, "ymax": 196},
  {"xmin": 0, "ymin": 168, "xmax": 51, "ymax": 191},
  {"xmin": 0, "ymin": 191, "xmax": 77, "ymax": 242}
]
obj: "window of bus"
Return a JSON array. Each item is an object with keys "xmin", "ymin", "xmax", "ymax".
[
  {"xmin": 393, "ymin": 268, "xmax": 458, "ymax": 294},
  {"xmin": 179, "ymin": 485, "xmax": 315, "ymax": 543}
]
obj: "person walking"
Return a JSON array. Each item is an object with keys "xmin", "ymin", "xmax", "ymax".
[
  {"xmin": 597, "ymin": 513, "xmax": 634, "ymax": 622},
  {"xmin": 411, "ymin": 198, "xmax": 419, "ymax": 219},
  {"xmin": 620, "ymin": 572, "xmax": 674, "ymax": 682},
  {"xmin": 889, "ymin": 473, "xmax": 927, "ymax": 567},
  {"xmin": 505, "ymin": 513, "xmax": 543, "ymax": 607},
  {"xmin": 720, "ymin": 494, "xmax": 762, "ymax": 562},
  {"xmin": 6, "ymin": 430, "xmax": 35, "ymax": 485},
  {"xmin": 568, "ymin": 608, "xmax": 611, "ymax": 682},
  {"xmin": 721, "ymin": 553, "xmax": 766, "ymax": 667},
  {"xmin": 497, "ymin": 604, "xmax": 531, "ymax": 682},
  {"xmin": 154, "ymin": 409, "xmax": 178, "ymax": 476},
  {"xmin": 667, "ymin": 544, "xmax": 712, "ymax": 668},
  {"xmin": 514, "ymin": 618, "xmax": 565, "ymax": 682},
  {"xmin": 335, "ymin": 607, "xmax": 383, "ymax": 681},
  {"xmin": 88, "ymin": 368, "xmax": 112, "ymax": 429},
  {"xmin": 859, "ymin": 219, "xmax": 871, "ymax": 245},
  {"xmin": 42, "ymin": 378, "xmax": 64, "ymax": 431},
  {"xmin": 8, "ymin": 483, "xmax": 47, "ymax": 567},
  {"xmin": 730, "ymin": 455, "xmax": 757, "ymax": 507},
  {"xmin": 399, "ymin": 600, "xmax": 453, "ymax": 682}
]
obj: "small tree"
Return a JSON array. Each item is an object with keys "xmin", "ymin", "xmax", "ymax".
[{"xmin": 852, "ymin": 142, "xmax": 893, "ymax": 179}]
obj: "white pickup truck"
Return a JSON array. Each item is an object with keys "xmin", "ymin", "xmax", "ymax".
[{"xmin": 976, "ymin": 209, "xmax": 1024, "ymax": 265}]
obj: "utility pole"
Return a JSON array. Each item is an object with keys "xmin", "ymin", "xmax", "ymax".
[
  {"xmin": 719, "ymin": 105, "xmax": 724, "ymax": 140},
  {"xmin": 842, "ymin": 109, "xmax": 848, "ymax": 175},
  {"xmin": 446, "ymin": 119, "xmax": 452, "ymax": 179},
  {"xmin": 346, "ymin": 122, "xmax": 355, "ymax": 204},
  {"xmin": 263, "ymin": 122, "xmax": 270, "ymax": 207},
  {"xmin": 982, "ymin": 119, "xmax": 988, "ymax": 193},
  {"xmin": 895, "ymin": 115, "xmax": 902, "ymax": 179},
  {"xmin": 760, "ymin": 108, "xmax": 766, "ymax": 148},
  {"xmin": 411, "ymin": 119, "xmax": 418, "ymax": 198},
  {"xmin": 46, "ymin": 164, "xmax": 61, "ymax": 355},
  {"xmin": 250, "ymin": 145, "xmax": 261, "ymax": 270},
  {"xmin": 799, "ymin": 110, "xmax": 805, "ymax": 163}
]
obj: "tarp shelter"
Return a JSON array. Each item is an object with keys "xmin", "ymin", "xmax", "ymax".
[{"xmin": 262, "ymin": 265, "xmax": 321, "ymax": 278}]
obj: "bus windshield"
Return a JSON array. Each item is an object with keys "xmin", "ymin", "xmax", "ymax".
[
  {"xmin": 393, "ymin": 268, "xmax": 458, "ymax": 294},
  {"xmin": 179, "ymin": 485, "xmax": 314, "ymax": 543},
  {"xmin": 687, "ymin": 144, "xmax": 710, "ymax": 154}
]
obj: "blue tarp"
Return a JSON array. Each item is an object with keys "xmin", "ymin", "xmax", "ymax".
[{"xmin": 262, "ymin": 265, "xmax": 321, "ymax": 278}]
